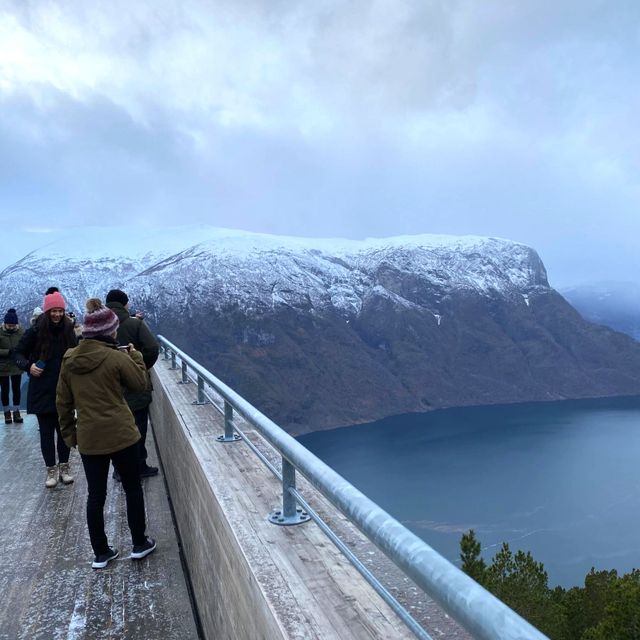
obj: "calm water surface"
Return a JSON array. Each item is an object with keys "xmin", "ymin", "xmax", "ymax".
[{"xmin": 298, "ymin": 397, "xmax": 640, "ymax": 587}]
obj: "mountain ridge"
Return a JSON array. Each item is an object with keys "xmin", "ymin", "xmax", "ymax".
[{"xmin": 2, "ymin": 226, "xmax": 639, "ymax": 433}]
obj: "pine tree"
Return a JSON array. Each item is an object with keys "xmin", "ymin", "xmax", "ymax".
[
  {"xmin": 457, "ymin": 531, "xmax": 640, "ymax": 640},
  {"xmin": 583, "ymin": 569, "xmax": 640, "ymax": 640},
  {"xmin": 460, "ymin": 529, "xmax": 487, "ymax": 585},
  {"xmin": 484, "ymin": 542, "xmax": 565, "ymax": 637}
]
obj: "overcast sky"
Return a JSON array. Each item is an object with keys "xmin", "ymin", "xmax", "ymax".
[{"xmin": 1, "ymin": 1, "xmax": 638, "ymax": 287}]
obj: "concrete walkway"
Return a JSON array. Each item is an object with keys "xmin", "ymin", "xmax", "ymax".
[{"xmin": 0, "ymin": 415, "xmax": 200, "ymax": 640}]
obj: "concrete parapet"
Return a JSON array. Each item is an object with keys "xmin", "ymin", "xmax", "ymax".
[{"xmin": 150, "ymin": 363, "xmax": 415, "ymax": 640}]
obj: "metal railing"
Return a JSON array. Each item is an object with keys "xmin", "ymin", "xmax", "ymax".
[{"xmin": 157, "ymin": 335, "xmax": 549, "ymax": 640}]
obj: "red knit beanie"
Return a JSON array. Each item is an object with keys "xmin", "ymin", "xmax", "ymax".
[{"xmin": 43, "ymin": 292, "xmax": 66, "ymax": 312}]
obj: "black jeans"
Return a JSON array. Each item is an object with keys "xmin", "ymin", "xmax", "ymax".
[
  {"xmin": 0, "ymin": 374, "xmax": 21, "ymax": 409},
  {"xmin": 37, "ymin": 413, "xmax": 70, "ymax": 467},
  {"xmin": 81, "ymin": 442, "xmax": 147, "ymax": 556},
  {"xmin": 133, "ymin": 406, "xmax": 150, "ymax": 464}
]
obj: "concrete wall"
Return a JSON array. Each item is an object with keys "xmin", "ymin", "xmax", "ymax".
[
  {"xmin": 149, "ymin": 364, "xmax": 414, "ymax": 640},
  {"xmin": 150, "ymin": 372, "xmax": 286, "ymax": 640}
]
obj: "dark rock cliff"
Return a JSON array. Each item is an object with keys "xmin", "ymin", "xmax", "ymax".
[{"xmin": 152, "ymin": 287, "xmax": 640, "ymax": 435}]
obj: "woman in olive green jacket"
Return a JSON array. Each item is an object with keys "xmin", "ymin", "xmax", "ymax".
[{"xmin": 57, "ymin": 298, "xmax": 157, "ymax": 569}]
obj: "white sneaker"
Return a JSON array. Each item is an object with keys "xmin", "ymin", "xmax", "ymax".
[
  {"xmin": 45, "ymin": 466, "xmax": 58, "ymax": 488},
  {"xmin": 59, "ymin": 462, "xmax": 74, "ymax": 484}
]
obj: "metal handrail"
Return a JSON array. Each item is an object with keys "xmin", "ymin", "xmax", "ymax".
[{"xmin": 157, "ymin": 335, "xmax": 549, "ymax": 640}]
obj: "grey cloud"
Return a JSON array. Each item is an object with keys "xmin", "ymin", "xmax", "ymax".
[{"xmin": 1, "ymin": 1, "xmax": 639, "ymax": 287}]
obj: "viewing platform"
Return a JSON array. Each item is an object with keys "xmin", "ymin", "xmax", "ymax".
[{"xmin": 0, "ymin": 341, "xmax": 548, "ymax": 639}]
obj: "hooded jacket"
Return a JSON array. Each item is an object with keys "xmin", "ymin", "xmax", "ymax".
[
  {"xmin": 0, "ymin": 324, "xmax": 25, "ymax": 376},
  {"xmin": 56, "ymin": 338, "xmax": 147, "ymax": 455}
]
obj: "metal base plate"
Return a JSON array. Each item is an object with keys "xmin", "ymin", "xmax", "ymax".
[
  {"xmin": 269, "ymin": 508, "xmax": 311, "ymax": 526},
  {"xmin": 216, "ymin": 434, "xmax": 241, "ymax": 443}
]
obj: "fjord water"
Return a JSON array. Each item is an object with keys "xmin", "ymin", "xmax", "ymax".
[{"xmin": 298, "ymin": 397, "xmax": 640, "ymax": 587}]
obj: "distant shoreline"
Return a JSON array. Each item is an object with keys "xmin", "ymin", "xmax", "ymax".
[{"xmin": 292, "ymin": 393, "xmax": 640, "ymax": 436}]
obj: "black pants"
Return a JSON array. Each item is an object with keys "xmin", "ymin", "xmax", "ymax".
[
  {"xmin": 37, "ymin": 413, "xmax": 70, "ymax": 467},
  {"xmin": 81, "ymin": 442, "xmax": 147, "ymax": 556},
  {"xmin": 133, "ymin": 406, "xmax": 150, "ymax": 464},
  {"xmin": 0, "ymin": 374, "xmax": 21, "ymax": 409}
]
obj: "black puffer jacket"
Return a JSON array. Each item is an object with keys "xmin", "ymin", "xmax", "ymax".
[
  {"xmin": 14, "ymin": 319, "xmax": 78, "ymax": 414},
  {"xmin": 106, "ymin": 301, "xmax": 159, "ymax": 411}
]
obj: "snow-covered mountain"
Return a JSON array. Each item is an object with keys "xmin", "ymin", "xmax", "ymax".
[
  {"xmin": 2, "ymin": 226, "xmax": 640, "ymax": 433},
  {"xmin": 2, "ymin": 226, "xmax": 546, "ymax": 318}
]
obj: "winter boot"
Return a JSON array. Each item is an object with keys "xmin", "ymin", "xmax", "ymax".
[
  {"xmin": 59, "ymin": 462, "xmax": 74, "ymax": 485},
  {"xmin": 45, "ymin": 466, "xmax": 58, "ymax": 488},
  {"xmin": 4, "ymin": 411, "xmax": 12, "ymax": 425},
  {"xmin": 12, "ymin": 410, "xmax": 23, "ymax": 424}
]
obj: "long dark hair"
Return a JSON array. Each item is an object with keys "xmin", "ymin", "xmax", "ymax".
[{"xmin": 33, "ymin": 311, "xmax": 77, "ymax": 360}]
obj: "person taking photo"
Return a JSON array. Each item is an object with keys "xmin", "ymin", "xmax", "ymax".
[{"xmin": 57, "ymin": 298, "xmax": 156, "ymax": 569}]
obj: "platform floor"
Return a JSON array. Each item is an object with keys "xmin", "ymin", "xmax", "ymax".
[{"xmin": 0, "ymin": 415, "xmax": 200, "ymax": 640}]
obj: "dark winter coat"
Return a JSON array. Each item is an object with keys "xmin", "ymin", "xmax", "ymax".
[
  {"xmin": 0, "ymin": 324, "xmax": 25, "ymax": 376},
  {"xmin": 105, "ymin": 301, "xmax": 159, "ymax": 411},
  {"xmin": 57, "ymin": 337, "xmax": 147, "ymax": 455},
  {"xmin": 13, "ymin": 318, "xmax": 78, "ymax": 414}
]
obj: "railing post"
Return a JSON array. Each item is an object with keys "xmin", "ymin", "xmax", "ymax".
[
  {"xmin": 170, "ymin": 350, "xmax": 178, "ymax": 370},
  {"xmin": 178, "ymin": 361, "xmax": 191, "ymax": 384},
  {"xmin": 216, "ymin": 400, "xmax": 241, "ymax": 442},
  {"xmin": 163, "ymin": 345, "xmax": 169, "ymax": 360},
  {"xmin": 191, "ymin": 374, "xmax": 210, "ymax": 405},
  {"xmin": 269, "ymin": 458, "xmax": 310, "ymax": 526}
]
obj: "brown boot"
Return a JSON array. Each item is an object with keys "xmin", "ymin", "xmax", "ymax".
[
  {"xmin": 12, "ymin": 410, "xmax": 23, "ymax": 424},
  {"xmin": 3, "ymin": 411, "xmax": 11, "ymax": 425}
]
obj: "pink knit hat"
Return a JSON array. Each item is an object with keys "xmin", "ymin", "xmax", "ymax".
[
  {"xmin": 82, "ymin": 298, "xmax": 119, "ymax": 338},
  {"xmin": 43, "ymin": 292, "xmax": 66, "ymax": 312}
]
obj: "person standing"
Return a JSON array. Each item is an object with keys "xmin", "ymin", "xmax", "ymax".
[
  {"xmin": 105, "ymin": 289, "xmax": 159, "ymax": 478},
  {"xmin": 57, "ymin": 298, "xmax": 156, "ymax": 569},
  {"xmin": 13, "ymin": 291, "xmax": 77, "ymax": 487},
  {"xmin": 0, "ymin": 308, "xmax": 25, "ymax": 424}
]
